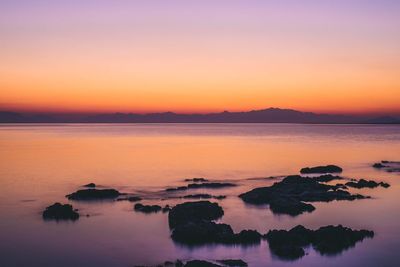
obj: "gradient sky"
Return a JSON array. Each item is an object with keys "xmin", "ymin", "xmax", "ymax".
[{"xmin": 1, "ymin": 0, "xmax": 400, "ymax": 114}]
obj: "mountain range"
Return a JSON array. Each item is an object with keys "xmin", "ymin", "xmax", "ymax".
[{"xmin": 0, "ymin": 108, "xmax": 399, "ymax": 124}]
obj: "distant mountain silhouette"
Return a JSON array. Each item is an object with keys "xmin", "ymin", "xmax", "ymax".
[{"xmin": 1, "ymin": 108, "xmax": 399, "ymax": 124}]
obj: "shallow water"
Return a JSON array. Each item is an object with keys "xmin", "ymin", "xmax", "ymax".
[{"xmin": 0, "ymin": 123, "xmax": 399, "ymax": 267}]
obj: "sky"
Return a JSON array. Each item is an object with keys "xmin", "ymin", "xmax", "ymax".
[{"xmin": 1, "ymin": 0, "xmax": 400, "ymax": 115}]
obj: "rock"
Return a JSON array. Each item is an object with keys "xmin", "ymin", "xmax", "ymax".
[
  {"xmin": 166, "ymin": 183, "xmax": 236, "ymax": 192},
  {"xmin": 312, "ymin": 225, "xmax": 374, "ymax": 255},
  {"xmin": 42, "ymin": 202, "xmax": 79, "ymax": 220},
  {"xmin": 116, "ymin": 196, "xmax": 142, "ymax": 202},
  {"xmin": 183, "ymin": 194, "xmax": 226, "ymax": 200},
  {"xmin": 310, "ymin": 174, "xmax": 343, "ymax": 183},
  {"xmin": 171, "ymin": 220, "xmax": 234, "ymax": 244},
  {"xmin": 187, "ymin": 182, "xmax": 236, "ymax": 189},
  {"xmin": 184, "ymin": 178, "xmax": 209, "ymax": 182},
  {"xmin": 345, "ymin": 179, "xmax": 390, "ymax": 189},
  {"xmin": 268, "ymin": 198, "xmax": 316, "ymax": 216},
  {"xmin": 232, "ymin": 230, "xmax": 262, "ymax": 244},
  {"xmin": 83, "ymin": 183, "xmax": 96, "ymax": 188},
  {"xmin": 67, "ymin": 188, "xmax": 121, "ymax": 200},
  {"xmin": 168, "ymin": 201, "xmax": 224, "ymax": 228},
  {"xmin": 216, "ymin": 259, "xmax": 247, "ymax": 267},
  {"xmin": 372, "ymin": 161, "xmax": 400, "ymax": 172},
  {"xmin": 184, "ymin": 260, "xmax": 222, "ymax": 267},
  {"xmin": 134, "ymin": 203, "xmax": 162, "ymax": 213},
  {"xmin": 239, "ymin": 175, "xmax": 367, "ymax": 216},
  {"xmin": 162, "ymin": 205, "xmax": 172, "ymax": 213},
  {"xmin": 265, "ymin": 225, "xmax": 374, "ymax": 260},
  {"xmin": 300, "ymin": 165, "xmax": 343, "ymax": 174}
]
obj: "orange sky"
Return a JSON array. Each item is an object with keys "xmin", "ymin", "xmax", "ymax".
[{"xmin": 1, "ymin": 1, "xmax": 400, "ymax": 115}]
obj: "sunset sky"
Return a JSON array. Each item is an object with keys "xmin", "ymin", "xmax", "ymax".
[{"xmin": 1, "ymin": 0, "xmax": 400, "ymax": 115}]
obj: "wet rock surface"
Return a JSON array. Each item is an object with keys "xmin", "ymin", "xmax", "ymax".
[
  {"xmin": 66, "ymin": 188, "xmax": 121, "ymax": 200},
  {"xmin": 373, "ymin": 161, "xmax": 400, "ymax": 172},
  {"xmin": 239, "ymin": 175, "xmax": 367, "ymax": 216},
  {"xmin": 345, "ymin": 179, "xmax": 390, "ymax": 189},
  {"xmin": 265, "ymin": 225, "xmax": 374, "ymax": 260},
  {"xmin": 42, "ymin": 202, "xmax": 79, "ymax": 220},
  {"xmin": 134, "ymin": 203, "xmax": 162, "ymax": 213},
  {"xmin": 300, "ymin": 165, "xmax": 343, "ymax": 174}
]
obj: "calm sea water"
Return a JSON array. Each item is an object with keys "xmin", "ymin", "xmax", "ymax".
[{"xmin": 0, "ymin": 123, "xmax": 399, "ymax": 267}]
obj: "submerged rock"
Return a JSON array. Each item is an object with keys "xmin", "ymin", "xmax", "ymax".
[
  {"xmin": 183, "ymin": 194, "xmax": 226, "ymax": 200},
  {"xmin": 300, "ymin": 165, "xmax": 343, "ymax": 174},
  {"xmin": 310, "ymin": 174, "xmax": 343, "ymax": 183},
  {"xmin": 372, "ymin": 161, "xmax": 400, "ymax": 172},
  {"xmin": 239, "ymin": 175, "xmax": 367, "ymax": 216},
  {"xmin": 345, "ymin": 179, "xmax": 390, "ymax": 189},
  {"xmin": 216, "ymin": 259, "xmax": 247, "ymax": 267},
  {"xmin": 134, "ymin": 203, "xmax": 162, "ymax": 213},
  {"xmin": 265, "ymin": 225, "xmax": 374, "ymax": 260},
  {"xmin": 184, "ymin": 178, "xmax": 209, "ymax": 183},
  {"xmin": 168, "ymin": 201, "xmax": 224, "ymax": 228},
  {"xmin": 42, "ymin": 202, "xmax": 79, "ymax": 220},
  {"xmin": 83, "ymin": 183, "xmax": 96, "ymax": 188},
  {"xmin": 166, "ymin": 183, "xmax": 236, "ymax": 192},
  {"xmin": 66, "ymin": 188, "xmax": 121, "ymax": 200}
]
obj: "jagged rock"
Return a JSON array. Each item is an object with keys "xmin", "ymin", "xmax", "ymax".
[
  {"xmin": 310, "ymin": 174, "xmax": 343, "ymax": 183},
  {"xmin": 239, "ymin": 175, "xmax": 367, "ymax": 216},
  {"xmin": 42, "ymin": 203, "xmax": 79, "ymax": 220},
  {"xmin": 162, "ymin": 205, "xmax": 172, "ymax": 213},
  {"xmin": 216, "ymin": 259, "xmax": 247, "ymax": 267},
  {"xmin": 345, "ymin": 179, "xmax": 390, "ymax": 189},
  {"xmin": 300, "ymin": 165, "xmax": 343, "ymax": 174},
  {"xmin": 66, "ymin": 188, "xmax": 121, "ymax": 200},
  {"xmin": 168, "ymin": 201, "xmax": 224, "ymax": 228},
  {"xmin": 265, "ymin": 225, "xmax": 374, "ymax": 260},
  {"xmin": 134, "ymin": 203, "xmax": 162, "ymax": 213}
]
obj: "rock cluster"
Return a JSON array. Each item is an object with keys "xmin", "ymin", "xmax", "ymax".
[{"xmin": 42, "ymin": 202, "xmax": 79, "ymax": 220}]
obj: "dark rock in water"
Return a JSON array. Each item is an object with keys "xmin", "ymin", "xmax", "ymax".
[
  {"xmin": 312, "ymin": 225, "xmax": 374, "ymax": 255},
  {"xmin": 168, "ymin": 201, "xmax": 224, "ymax": 228},
  {"xmin": 166, "ymin": 186, "xmax": 188, "ymax": 192},
  {"xmin": 372, "ymin": 161, "xmax": 400, "ymax": 172},
  {"xmin": 162, "ymin": 205, "xmax": 172, "ymax": 213},
  {"xmin": 166, "ymin": 183, "xmax": 236, "ymax": 192},
  {"xmin": 134, "ymin": 203, "xmax": 162, "ymax": 213},
  {"xmin": 187, "ymin": 182, "xmax": 236, "ymax": 189},
  {"xmin": 116, "ymin": 196, "xmax": 142, "ymax": 202},
  {"xmin": 184, "ymin": 178, "xmax": 209, "ymax": 183},
  {"xmin": 265, "ymin": 225, "xmax": 374, "ymax": 260},
  {"xmin": 67, "ymin": 188, "xmax": 121, "ymax": 200},
  {"xmin": 171, "ymin": 220, "xmax": 234, "ymax": 244},
  {"xmin": 239, "ymin": 175, "xmax": 367, "ymax": 216},
  {"xmin": 171, "ymin": 220, "xmax": 261, "ymax": 245},
  {"xmin": 373, "ymin": 163, "xmax": 385, "ymax": 169},
  {"xmin": 300, "ymin": 165, "xmax": 343, "ymax": 174},
  {"xmin": 310, "ymin": 174, "xmax": 343, "ymax": 183},
  {"xmin": 345, "ymin": 179, "xmax": 390, "ymax": 189},
  {"xmin": 183, "ymin": 194, "xmax": 226, "ymax": 200},
  {"xmin": 184, "ymin": 260, "xmax": 222, "ymax": 267},
  {"xmin": 83, "ymin": 183, "xmax": 96, "ymax": 188},
  {"xmin": 42, "ymin": 202, "xmax": 79, "ymax": 220},
  {"xmin": 269, "ymin": 198, "xmax": 316, "ymax": 216},
  {"xmin": 216, "ymin": 259, "xmax": 247, "ymax": 267}
]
